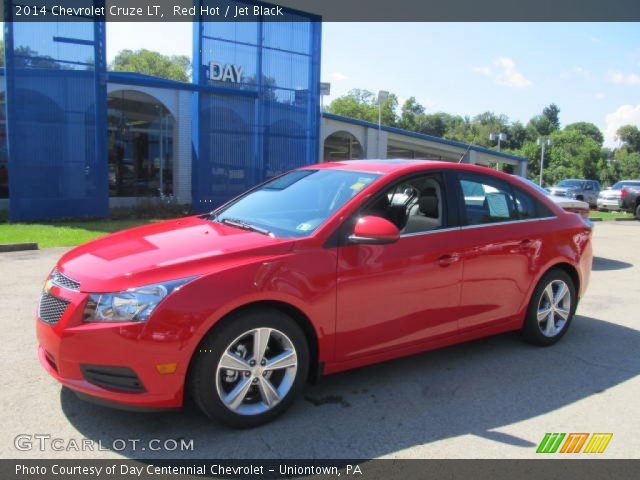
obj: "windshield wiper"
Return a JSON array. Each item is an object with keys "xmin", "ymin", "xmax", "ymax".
[{"xmin": 218, "ymin": 217, "xmax": 273, "ymax": 237}]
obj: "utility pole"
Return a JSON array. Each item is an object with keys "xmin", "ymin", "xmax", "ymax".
[
  {"xmin": 538, "ymin": 137, "xmax": 553, "ymax": 186},
  {"xmin": 377, "ymin": 90, "xmax": 389, "ymax": 158}
]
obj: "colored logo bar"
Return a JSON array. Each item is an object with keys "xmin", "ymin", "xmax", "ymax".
[{"xmin": 537, "ymin": 433, "xmax": 613, "ymax": 454}]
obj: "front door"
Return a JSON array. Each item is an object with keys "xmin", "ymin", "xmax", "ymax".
[{"xmin": 335, "ymin": 172, "xmax": 464, "ymax": 362}]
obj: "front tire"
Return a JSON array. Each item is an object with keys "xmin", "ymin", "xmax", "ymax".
[
  {"xmin": 522, "ymin": 269, "xmax": 576, "ymax": 346},
  {"xmin": 190, "ymin": 307, "xmax": 309, "ymax": 428}
]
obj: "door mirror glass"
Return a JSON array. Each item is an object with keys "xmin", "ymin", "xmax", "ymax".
[{"xmin": 349, "ymin": 215, "xmax": 400, "ymax": 245}]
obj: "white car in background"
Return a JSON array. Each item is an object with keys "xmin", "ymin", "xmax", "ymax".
[
  {"xmin": 597, "ymin": 180, "xmax": 640, "ymax": 212},
  {"xmin": 515, "ymin": 177, "xmax": 590, "ymax": 219}
]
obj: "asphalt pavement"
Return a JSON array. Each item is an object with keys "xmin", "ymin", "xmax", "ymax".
[{"xmin": 1, "ymin": 221, "xmax": 638, "ymax": 459}]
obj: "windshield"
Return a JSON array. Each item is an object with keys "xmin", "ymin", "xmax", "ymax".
[
  {"xmin": 212, "ymin": 169, "xmax": 380, "ymax": 237},
  {"xmin": 612, "ymin": 181, "xmax": 640, "ymax": 190},
  {"xmin": 557, "ymin": 180, "xmax": 583, "ymax": 188}
]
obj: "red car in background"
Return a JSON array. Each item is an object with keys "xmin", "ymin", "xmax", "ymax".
[{"xmin": 37, "ymin": 160, "xmax": 593, "ymax": 428}]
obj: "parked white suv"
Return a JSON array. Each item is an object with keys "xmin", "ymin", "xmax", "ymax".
[{"xmin": 597, "ymin": 180, "xmax": 640, "ymax": 212}]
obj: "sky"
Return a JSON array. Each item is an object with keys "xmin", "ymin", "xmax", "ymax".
[{"xmin": 20, "ymin": 22, "xmax": 640, "ymax": 148}]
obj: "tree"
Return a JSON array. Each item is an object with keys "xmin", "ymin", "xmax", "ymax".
[
  {"xmin": 613, "ymin": 151, "xmax": 640, "ymax": 179},
  {"xmin": 328, "ymin": 89, "xmax": 398, "ymax": 126},
  {"xmin": 109, "ymin": 49, "xmax": 191, "ymax": 82},
  {"xmin": 527, "ymin": 104, "xmax": 561, "ymax": 138},
  {"xmin": 541, "ymin": 129, "xmax": 601, "ymax": 185},
  {"xmin": 616, "ymin": 125, "xmax": 640, "ymax": 153},
  {"xmin": 399, "ymin": 97, "xmax": 425, "ymax": 131},
  {"xmin": 419, "ymin": 113, "xmax": 453, "ymax": 137},
  {"xmin": 505, "ymin": 121, "xmax": 528, "ymax": 150},
  {"xmin": 565, "ymin": 122, "xmax": 604, "ymax": 146},
  {"xmin": 542, "ymin": 103, "xmax": 561, "ymax": 130}
]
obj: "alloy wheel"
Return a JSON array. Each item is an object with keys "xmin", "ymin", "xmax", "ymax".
[
  {"xmin": 215, "ymin": 327, "xmax": 298, "ymax": 415},
  {"xmin": 537, "ymin": 279, "xmax": 572, "ymax": 337}
]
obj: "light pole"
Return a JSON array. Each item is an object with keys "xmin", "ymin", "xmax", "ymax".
[
  {"xmin": 489, "ymin": 133, "xmax": 507, "ymax": 170},
  {"xmin": 377, "ymin": 90, "xmax": 389, "ymax": 158},
  {"xmin": 538, "ymin": 137, "xmax": 553, "ymax": 186},
  {"xmin": 489, "ymin": 132, "xmax": 507, "ymax": 151}
]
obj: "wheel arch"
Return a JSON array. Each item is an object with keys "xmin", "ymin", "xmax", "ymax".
[
  {"xmin": 185, "ymin": 300, "xmax": 321, "ymax": 399},
  {"xmin": 548, "ymin": 262, "xmax": 581, "ymax": 298}
]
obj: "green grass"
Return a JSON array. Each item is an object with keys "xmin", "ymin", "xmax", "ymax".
[
  {"xmin": 589, "ymin": 210, "xmax": 634, "ymax": 220},
  {"xmin": 0, "ymin": 219, "xmax": 159, "ymax": 248}
]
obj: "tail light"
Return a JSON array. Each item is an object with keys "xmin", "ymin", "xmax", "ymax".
[{"xmin": 621, "ymin": 187, "xmax": 628, "ymax": 200}]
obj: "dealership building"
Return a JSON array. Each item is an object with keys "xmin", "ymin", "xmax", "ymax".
[{"xmin": 0, "ymin": 5, "xmax": 526, "ymax": 221}]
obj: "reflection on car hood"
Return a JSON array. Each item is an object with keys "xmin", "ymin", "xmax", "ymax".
[{"xmin": 56, "ymin": 215, "xmax": 295, "ymax": 292}]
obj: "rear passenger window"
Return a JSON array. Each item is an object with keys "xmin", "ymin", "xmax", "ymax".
[
  {"xmin": 458, "ymin": 176, "xmax": 517, "ymax": 225},
  {"xmin": 513, "ymin": 187, "xmax": 554, "ymax": 219}
]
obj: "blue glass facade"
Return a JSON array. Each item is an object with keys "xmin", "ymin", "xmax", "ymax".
[
  {"xmin": 4, "ymin": 2, "xmax": 109, "ymax": 221},
  {"xmin": 2, "ymin": 2, "xmax": 321, "ymax": 220},
  {"xmin": 192, "ymin": 1, "xmax": 321, "ymax": 211}
]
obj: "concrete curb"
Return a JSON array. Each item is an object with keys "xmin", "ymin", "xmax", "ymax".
[
  {"xmin": 614, "ymin": 217, "xmax": 637, "ymax": 222},
  {"xmin": 0, "ymin": 243, "xmax": 39, "ymax": 252},
  {"xmin": 589, "ymin": 218, "xmax": 603, "ymax": 222}
]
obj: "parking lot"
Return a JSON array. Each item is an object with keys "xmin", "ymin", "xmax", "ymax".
[{"xmin": 1, "ymin": 221, "xmax": 639, "ymax": 459}]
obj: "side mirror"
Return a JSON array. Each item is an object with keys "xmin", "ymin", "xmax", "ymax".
[{"xmin": 349, "ymin": 215, "xmax": 400, "ymax": 245}]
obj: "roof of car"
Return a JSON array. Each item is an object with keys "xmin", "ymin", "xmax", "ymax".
[{"xmin": 307, "ymin": 159, "xmax": 506, "ymax": 176}]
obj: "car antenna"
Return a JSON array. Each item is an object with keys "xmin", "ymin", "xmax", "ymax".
[{"xmin": 458, "ymin": 143, "xmax": 473, "ymax": 163}]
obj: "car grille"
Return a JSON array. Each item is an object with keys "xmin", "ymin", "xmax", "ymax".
[
  {"xmin": 553, "ymin": 191, "xmax": 566, "ymax": 197},
  {"xmin": 38, "ymin": 292, "xmax": 70, "ymax": 325},
  {"xmin": 51, "ymin": 268, "xmax": 80, "ymax": 291}
]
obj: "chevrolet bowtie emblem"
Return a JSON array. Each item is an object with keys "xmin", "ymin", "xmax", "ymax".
[{"xmin": 44, "ymin": 278, "xmax": 54, "ymax": 293}]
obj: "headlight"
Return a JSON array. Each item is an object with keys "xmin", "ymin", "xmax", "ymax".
[{"xmin": 83, "ymin": 277, "xmax": 196, "ymax": 323}]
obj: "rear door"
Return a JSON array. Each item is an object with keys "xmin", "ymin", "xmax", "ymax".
[{"xmin": 453, "ymin": 172, "xmax": 551, "ymax": 331}]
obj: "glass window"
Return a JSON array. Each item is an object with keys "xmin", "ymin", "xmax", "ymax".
[
  {"xmin": 107, "ymin": 91, "xmax": 174, "ymax": 198},
  {"xmin": 557, "ymin": 179, "xmax": 584, "ymax": 188},
  {"xmin": 362, "ymin": 175, "xmax": 446, "ymax": 234},
  {"xmin": 214, "ymin": 169, "xmax": 379, "ymax": 238},
  {"xmin": 458, "ymin": 174, "xmax": 517, "ymax": 225},
  {"xmin": 513, "ymin": 188, "xmax": 543, "ymax": 219}
]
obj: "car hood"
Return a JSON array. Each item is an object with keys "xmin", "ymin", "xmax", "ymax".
[
  {"xmin": 549, "ymin": 195, "xmax": 589, "ymax": 209},
  {"xmin": 550, "ymin": 186, "xmax": 578, "ymax": 193},
  {"xmin": 56, "ymin": 216, "xmax": 295, "ymax": 292},
  {"xmin": 599, "ymin": 189, "xmax": 621, "ymax": 197}
]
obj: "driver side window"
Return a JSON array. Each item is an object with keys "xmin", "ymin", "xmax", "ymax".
[{"xmin": 362, "ymin": 174, "xmax": 446, "ymax": 235}]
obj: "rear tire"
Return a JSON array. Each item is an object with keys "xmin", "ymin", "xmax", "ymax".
[
  {"xmin": 189, "ymin": 307, "xmax": 309, "ymax": 428},
  {"xmin": 522, "ymin": 269, "xmax": 576, "ymax": 346},
  {"xmin": 635, "ymin": 203, "xmax": 640, "ymax": 220}
]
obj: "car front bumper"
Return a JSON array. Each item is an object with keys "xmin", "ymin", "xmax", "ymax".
[
  {"xmin": 36, "ymin": 286, "xmax": 188, "ymax": 410},
  {"xmin": 597, "ymin": 198, "xmax": 622, "ymax": 211}
]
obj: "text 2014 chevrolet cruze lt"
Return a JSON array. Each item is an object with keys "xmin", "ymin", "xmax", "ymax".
[{"xmin": 37, "ymin": 160, "xmax": 593, "ymax": 428}]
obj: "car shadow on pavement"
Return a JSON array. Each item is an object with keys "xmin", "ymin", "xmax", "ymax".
[
  {"xmin": 60, "ymin": 315, "xmax": 640, "ymax": 459},
  {"xmin": 592, "ymin": 256, "xmax": 633, "ymax": 271}
]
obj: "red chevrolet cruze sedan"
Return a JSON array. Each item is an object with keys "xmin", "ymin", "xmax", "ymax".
[{"xmin": 37, "ymin": 160, "xmax": 593, "ymax": 427}]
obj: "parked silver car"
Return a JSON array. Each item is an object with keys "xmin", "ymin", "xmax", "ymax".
[
  {"xmin": 597, "ymin": 180, "xmax": 640, "ymax": 212},
  {"xmin": 549, "ymin": 179, "xmax": 600, "ymax": 208},
  {"xmin": 518, "ymin": 177, "xmax": 590, "ymax": 218}
]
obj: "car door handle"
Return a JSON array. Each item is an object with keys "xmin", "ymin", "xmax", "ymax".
[{"xmin": 437, "ymin": 253, "xmax": 460, "ymax": 267}]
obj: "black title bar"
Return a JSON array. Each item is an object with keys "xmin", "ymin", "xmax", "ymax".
[{"xmin": 3, "ymin": 0, "xmax": 640, "ymax": 22}]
